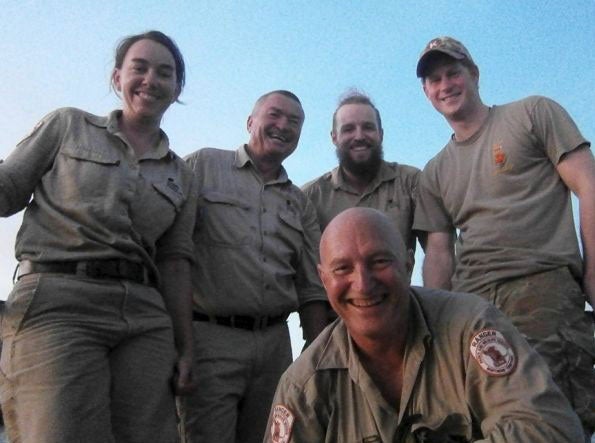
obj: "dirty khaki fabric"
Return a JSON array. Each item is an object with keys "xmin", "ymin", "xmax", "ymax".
[
  {"xmin": 414, "ymin": 96, "xmax": 587, "ymax": 294},
  {"xmin": 266, "ymin": 287, "xmax": 584, "ymax": 443},
  {"xmin": 303, "ymin": 161, "xmax": 420, "ymax": 251},
  {"xmin": 186, "ymin": 146, "xmax": 326, "ymax": 317},
  {"xmin": 0, "ymin": 108, "xmax": 198, "ymax": 278}
]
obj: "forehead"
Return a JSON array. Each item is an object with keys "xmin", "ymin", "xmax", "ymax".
[
  {"xmin": 257, "ymin": 94, "xmax": 304, "ymax": 118},
  {"xmin": 424, "ymin": 57, "xmax": 465, "ymax": 77},
  {"xmin": 336, "ymin": 103, "xmax": 377, "ymax": 126},
  {"xmin": 123, "ymin": 39, "xmax": 175, "ymax": 68},
  {"xmin": 323, "ymin": 219, "xmax": 395, "ymax": 261}
]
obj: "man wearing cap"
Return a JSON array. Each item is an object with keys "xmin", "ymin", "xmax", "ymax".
[
  {"xmin": 413, "ymin": 36, "xmax": 595, "ymax": 439},
  {"xmin": 264, "ymin": 208, "xmax": 584, "ymax": 443},
  {"xmin": 181, "ymin": 90, "xmax": 328, "ymax": 443},
  {"xmin": 303, "ymin": 91, "xmax": 420, "ymax": 253}
]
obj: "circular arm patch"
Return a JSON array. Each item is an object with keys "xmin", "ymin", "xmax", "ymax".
[
  {"xmin": 470, "ymin": 329, "xmax": 516, "ymax": 376},
  {"xmin": 270, "ymin": 404, "xmax": 295, "ymax": 443}
]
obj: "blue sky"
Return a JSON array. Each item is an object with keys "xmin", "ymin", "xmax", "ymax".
[{"xmin": 1, "ymin": 0, "xmax": 594, "ymax": 355}]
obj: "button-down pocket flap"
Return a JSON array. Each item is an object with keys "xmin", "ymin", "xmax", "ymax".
[
  {"xmin": 61, "ymin": 145, "xmax": 120, "ymax": 165},
  {"xmin": 202, "ymin": 191, "xmax": 250, "ymax": 209},
  {"xmin": 153, "ymin": 181, "xmax": 184, "ymax": 212},
  {"xmin": 278, "ymin": 210, "xmax": 304, "ymax": 233}
]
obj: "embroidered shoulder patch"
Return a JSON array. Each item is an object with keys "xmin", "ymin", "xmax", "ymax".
[
  {"xmin": 270, "ymin": 404, "xmax": 295, "ymax": 443},
  {"xmin": 470, "ymin": 329, "xmax": 516, "ymax": 376}
]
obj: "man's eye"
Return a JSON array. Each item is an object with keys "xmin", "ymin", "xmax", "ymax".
[
  {"xmin": 333, "ymin": 266, "xmax": 350, "ymax": 275},
  {"xmin": 371, "ymin": 258, "xmax": 392, "ymax": 268}
]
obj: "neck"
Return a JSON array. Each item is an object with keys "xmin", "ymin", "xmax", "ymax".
[
  {"xmin": 119, "ymin": 112, "xmax": 162, "ymax": 157},
  {"xmin": 340, "ymin": 165, "xmax": 377, "ymax": 194},
  {"xmin": 449, "ymin": 103, "xmax": 490, "ymax": 142},
  {"xmin": 246, "ymin": 146, "xmax": 282, "ymax": 182}
]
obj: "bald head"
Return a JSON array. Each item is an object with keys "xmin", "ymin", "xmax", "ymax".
[{"xmin": 320, "ymin": 208, "xmax": 410, "ymax": 270}]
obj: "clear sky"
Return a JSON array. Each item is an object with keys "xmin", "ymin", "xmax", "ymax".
[{"xmin": 1, "ymin": 0, "xmax": 594, "ymax": 356}]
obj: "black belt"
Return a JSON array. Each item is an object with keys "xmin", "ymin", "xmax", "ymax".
[
  {"xmin": 193, "ymin": 311, "xmax": 288, "ymax": 331},
  {"xmin": 17, "ymin": 259, "xmax": 153, "ymax": 286}
]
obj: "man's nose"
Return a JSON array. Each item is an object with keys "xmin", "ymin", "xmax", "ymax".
[{"xmin": 352, "ymin": 265, "xmax": 374, "ymax": 293}]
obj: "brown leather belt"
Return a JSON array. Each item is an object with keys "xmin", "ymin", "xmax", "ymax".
[
  {"xmin": 17, "ymin": 259, "xmax": 153, "ymax": 286},
  {"xmin": 192, "ymin": 311, "xmax": 288, "ymax": 331}
]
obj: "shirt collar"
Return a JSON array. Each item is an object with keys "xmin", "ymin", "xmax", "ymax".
[
  {"xmin": 329, "ymin": 160, "xmax": 398, "ymax": 194},
  {"xmin": 315, "ymin": 289, "xmax": 432, "ymax": 371},
  {"xmin": 234, "ymin": 144, "xmax": 291, "ymax": 184},
  {"xmin": 85, "ymin": 110, "xmax": 173, "ymax": 160}
]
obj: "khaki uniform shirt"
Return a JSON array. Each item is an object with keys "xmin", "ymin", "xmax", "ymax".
[
  {"xmin": 0, "ymin": 108, "xmax": 197, "ymax": 279},
  {"xmin": 414, "ymin": 96, "xmax": 587, "ymax": 293},
  {"xmin": 185, "ymin": 146, "xmax": 326, "ymax": 317},
  {"xmin": 266, "ymin": 287, "xmax": 583, "ymax": 443},
  {"xmin": 302, "ymin": 161, "xmax": 420, "ymax": 251}
]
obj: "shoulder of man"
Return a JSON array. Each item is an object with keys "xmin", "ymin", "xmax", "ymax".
[
  {"xmin": 301, "ymin": 169, "xmax": 335, "ymax": 195},
  {"xmin": 282, "ymin": 321, "xmax": 344, "ymax": 388},
  {"xmin": 410, "ymin": 286, "xmax": 492, "ymax": 327},
  {"xmin": 383, "ymin": 161, "xmax": 421, "ymax": 179},
  {"xmin": 184, "ymin": 147, "xmax": 235, "ymax": 168}
]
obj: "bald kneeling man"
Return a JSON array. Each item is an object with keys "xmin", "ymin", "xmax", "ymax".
[{"xmin": 264, "ymin": 208, "xmax": 584, "ymax": 443}]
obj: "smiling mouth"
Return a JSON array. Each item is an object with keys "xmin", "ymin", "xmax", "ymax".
[
  {"xmin": 349, "ymin": 142, "xmax": 373, "ymax": 151},
  {"xmin": 136, "ymin": 91, "xmax": 160, "ymax": 101},
  {"xmin": 348, "ymin": 294, "xmax": 385, "ymax": 308},
  {"xmin": 268, "ymin": 130, "xmax": 290, "ymax": 143},
  {"xmin": 440, "ymin": 93, "xmax": 460, "ymax": 102}
]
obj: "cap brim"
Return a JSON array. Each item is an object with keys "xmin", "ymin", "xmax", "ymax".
[{"xmin": 416, "ymin": 49, "xmax": 465, "ymax": 77}]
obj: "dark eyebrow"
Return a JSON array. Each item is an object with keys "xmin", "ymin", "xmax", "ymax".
[{"xmin": 130, "ymin": 58, "xmax": 175, "ymax": 71}]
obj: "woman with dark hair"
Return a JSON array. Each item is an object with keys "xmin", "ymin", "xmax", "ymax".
[{"xmin": 0, "ymin": 30, "xmax": 196, "ymax": 442}]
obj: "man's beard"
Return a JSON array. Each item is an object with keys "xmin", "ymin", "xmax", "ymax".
[{"xmin": 336, "ymin": 143, "xmax": 384, "ymax": 181}]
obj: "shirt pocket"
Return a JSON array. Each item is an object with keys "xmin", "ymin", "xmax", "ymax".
[
  {"xmin": 1, "ymin": 274, "xmax": 40, "ymax": 340},
  {"xmin": 55, "ymin": 144, "xmax": 122, "ymax": 200},
  {"xmin": 137, "ymin": 179, "xmax": 186, "ymax": 240},
  {"xmin": 153, "ymin": 179, "xmax": 185, "ymax": 213},
  {"xmin": 277, "ymin": 209, "xmax": 305, "ymax": 251},
  {"xmin": 198, "ymin": 191, "xmax": 251, "ymax": 247}
]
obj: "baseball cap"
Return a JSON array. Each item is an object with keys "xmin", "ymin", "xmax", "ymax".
[{"xmin": 416, "ymin": 36, "xmax": 475, "ymax": 78}]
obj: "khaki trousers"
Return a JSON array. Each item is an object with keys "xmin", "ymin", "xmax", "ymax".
[
  {"xmin": 0, "ymin": 274, "xmax": 178, "ymax": 443},
  {"xmin": 179, "ymin": 320, "xmax": 292, "ymax": 443}
]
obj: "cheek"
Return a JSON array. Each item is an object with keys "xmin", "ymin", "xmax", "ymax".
[{"xmin": 324, "ymin": 279, "xmax": 349, "ymax": 306}]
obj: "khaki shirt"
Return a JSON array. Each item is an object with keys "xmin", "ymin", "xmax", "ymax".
[
  {"xmin": 414, "ymin": 96, "xmax": 587, "ymax": 294},
  {"xmin": 186, "ymin": 146, "xmax": 326, "ymax": 317},
  {"xmin": 0, "ymin": 108, "xmax": 197, "ymax": 278},
  {"xmin": 266, "ymin": 287, "xmax": 583, "ymax": 443},
  {"xmin": 302, "ymin": 161, "xmax": 420, "ymax": 251}
]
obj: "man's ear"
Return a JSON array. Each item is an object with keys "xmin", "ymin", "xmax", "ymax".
[
  {"xmin": 331, "ymin": 129, "xmax": 338, "ymax": 147},
  {"xmin": 246, "ymin": 115, "xmax": 253, "ymax": 133},
  {"xmin": 317, "ymin": 264, "xmax": 328, "ymax": 291}
]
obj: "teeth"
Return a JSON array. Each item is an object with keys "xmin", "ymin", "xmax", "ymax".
[
  {"xmin": 349, "ymin": 295, "xmax": 383, "ymax": 308},
  {"xmin": 137, "ymin": 91, "xmax": 158, "ymax": 101}
]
